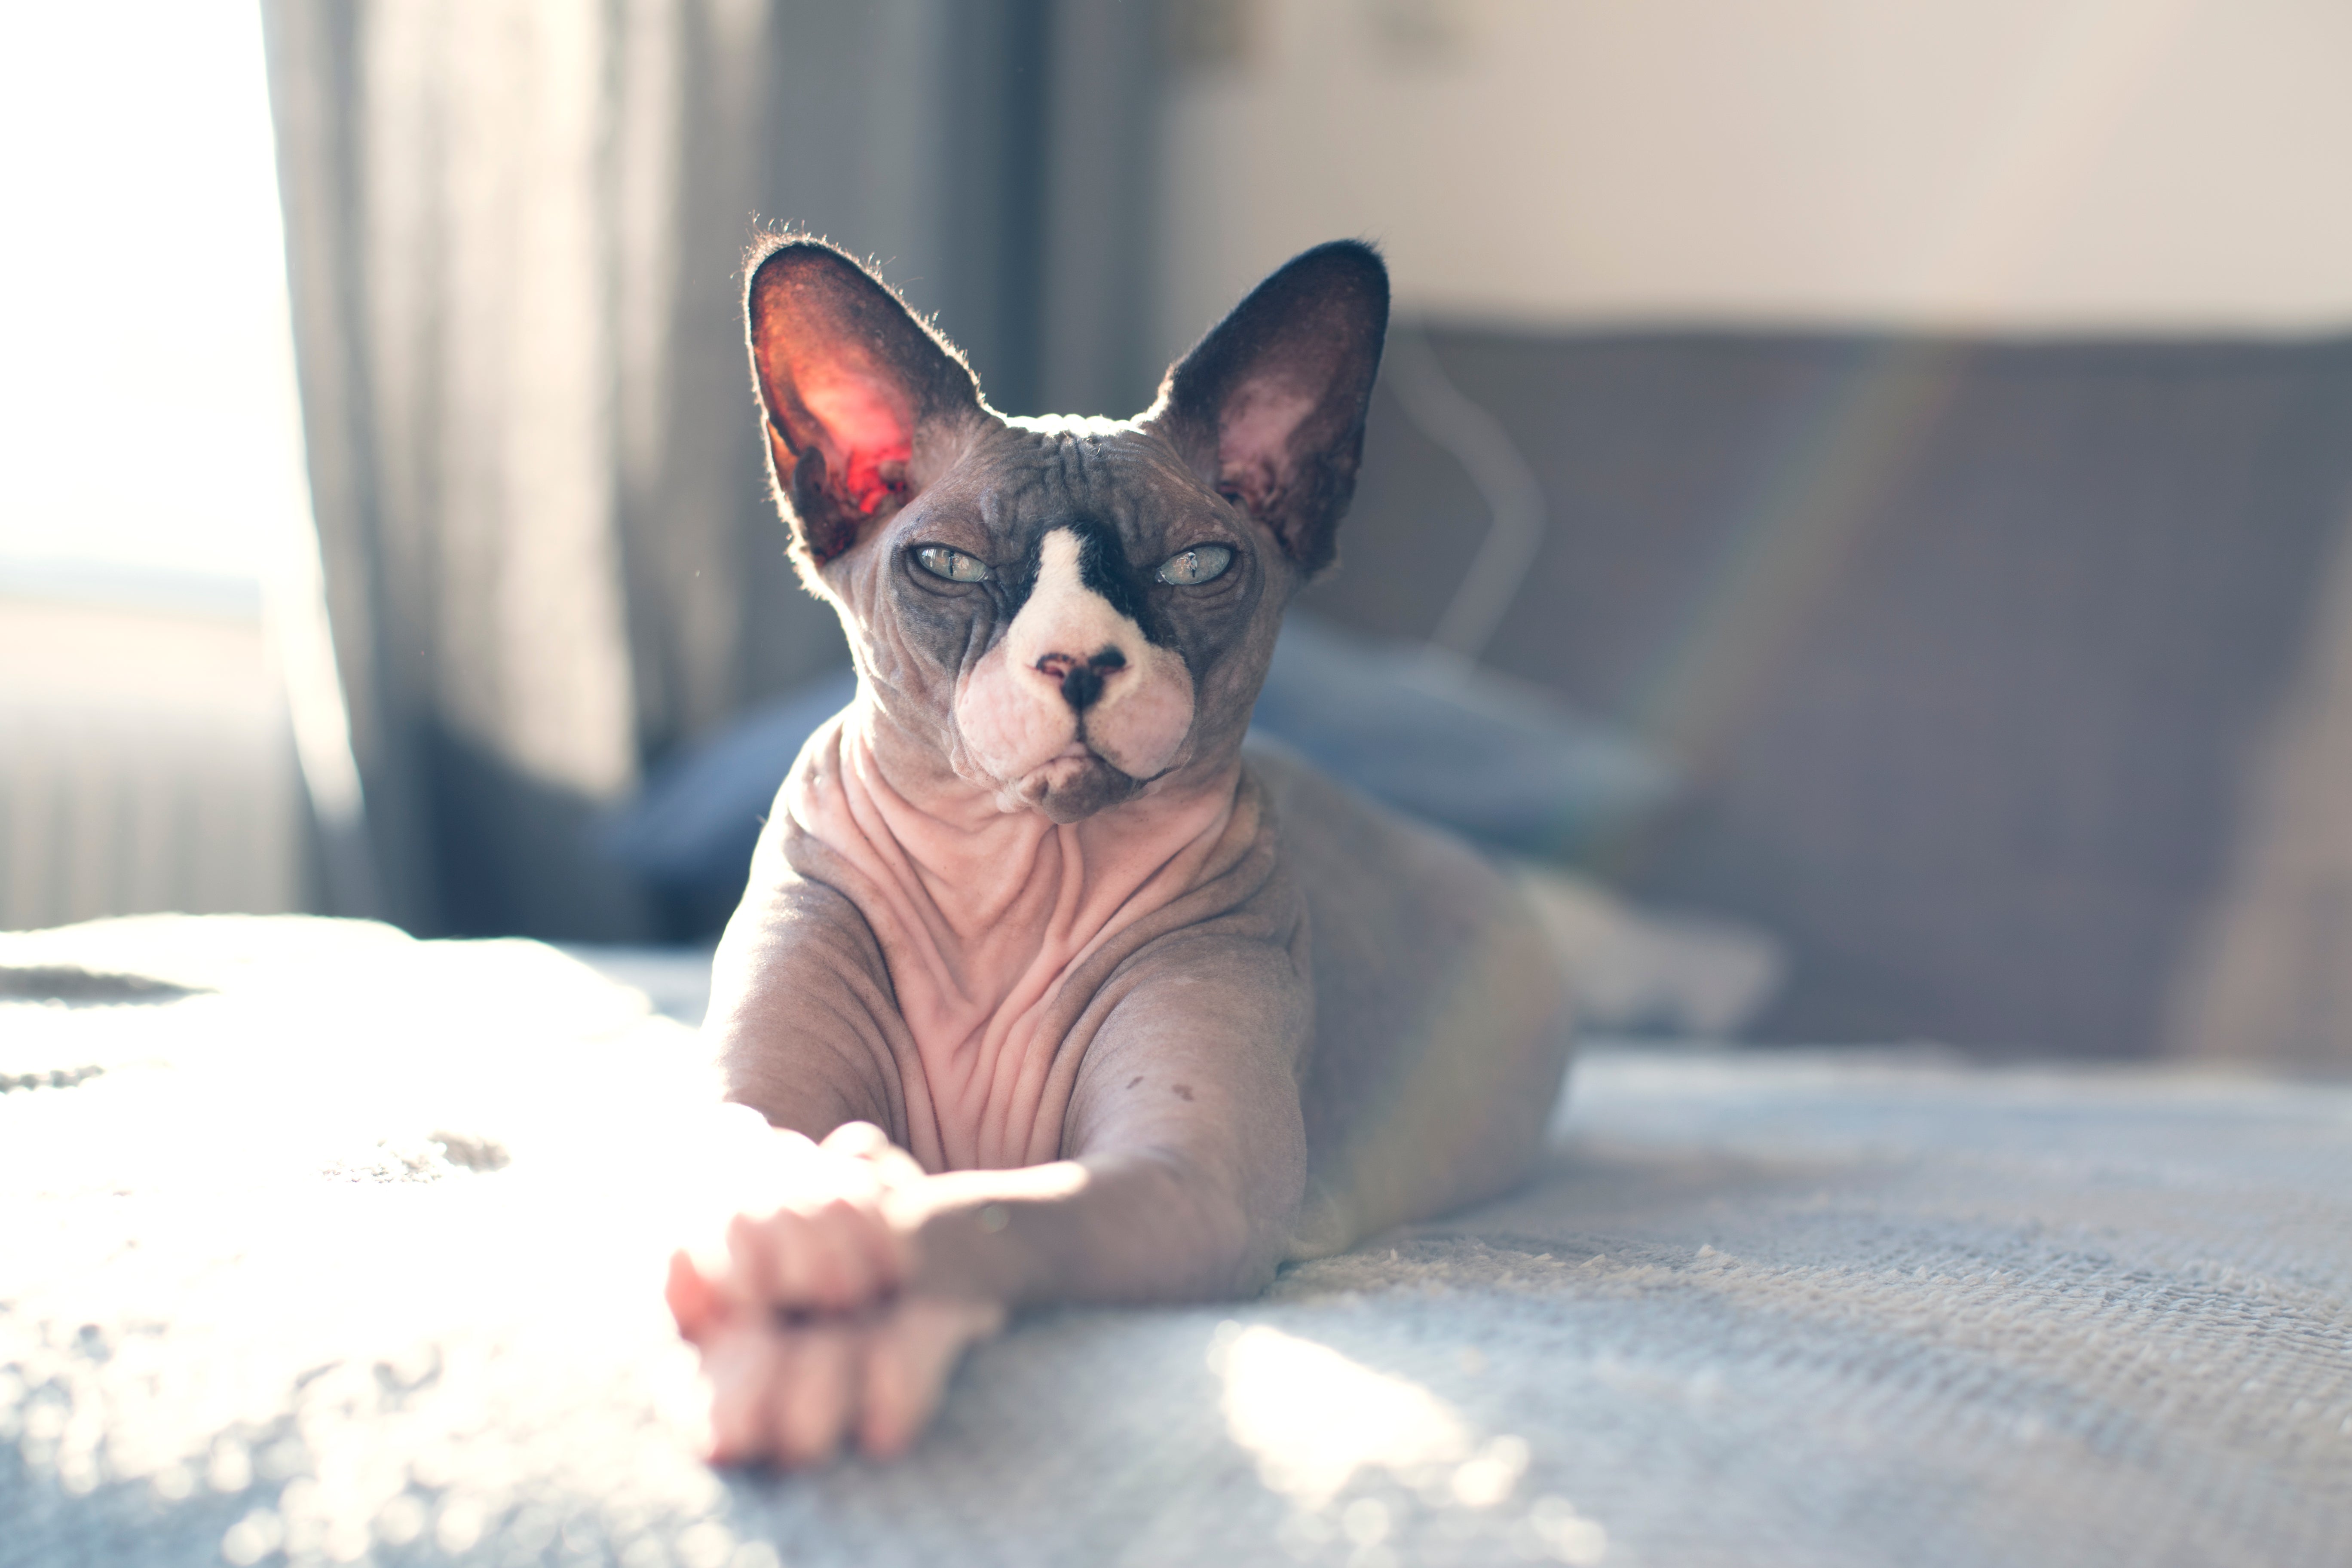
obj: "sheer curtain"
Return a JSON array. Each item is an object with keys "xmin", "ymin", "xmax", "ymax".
[{"xmin": 261, "ymin": 0, "xmax": 1161, "ymax": 939}]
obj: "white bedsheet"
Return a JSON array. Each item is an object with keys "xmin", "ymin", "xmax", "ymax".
[{"xmin": 4, "ymin": 916, "xmax": 2348, "ymax": 1568}]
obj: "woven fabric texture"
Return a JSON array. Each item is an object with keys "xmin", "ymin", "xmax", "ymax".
[{"xmin": 4, "ymin": 917, "xmax": 2348, "ymax": 1568}]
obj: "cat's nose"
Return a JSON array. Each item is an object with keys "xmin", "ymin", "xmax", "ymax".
[{"xmin": 1035, "ymin": 646, "xmax": 1127, "ymax": 711}]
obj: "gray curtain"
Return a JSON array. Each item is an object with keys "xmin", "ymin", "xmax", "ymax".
[{"xmin": 261, "ymin": 0, "xmax": 1163, "ymax": 940}]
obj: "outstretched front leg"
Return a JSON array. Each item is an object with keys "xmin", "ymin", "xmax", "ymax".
[{"xmin": 672, "ymin": 932, "xmax": 1315, "ymax": 1467}]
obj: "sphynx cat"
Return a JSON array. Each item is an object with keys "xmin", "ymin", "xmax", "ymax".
[{"xmin": 663, "ymin": 236, "xmax": 1575, "ymax": 1466}]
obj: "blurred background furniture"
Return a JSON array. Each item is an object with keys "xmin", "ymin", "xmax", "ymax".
[
  {"xmin": 11, "ymin": 0, "xmax": 2352, "ymax": 1065},
  {"xmin": 253, "ymin": 0, "xmax": 2352, "ymax": 1064},
  {"xmin": 1318, "ymin": 328, "xmax": 2352, "ymax": 1061}
]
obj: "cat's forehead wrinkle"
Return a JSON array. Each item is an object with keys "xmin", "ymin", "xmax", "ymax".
[
  {"xmin": 964, "ymin": 426, "xmax": 1184, "ymax": 555},
  {"xmin": 967, "ymin": 458, "xmax": 1056, "ymax": 539}
]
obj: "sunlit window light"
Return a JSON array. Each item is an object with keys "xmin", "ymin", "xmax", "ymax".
[
  {"xmin": 0, "ymin": 2, "xmax": 355, "ymax": 929},
  {"xmin": 0, "ymin": 2, "xmax": 309, "ymax": 605}
]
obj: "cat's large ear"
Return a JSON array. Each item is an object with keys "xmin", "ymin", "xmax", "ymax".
[
  {"xmin": 745, "ymin": 235, "xmax": 985, "ymax": 568},
  {"xmin": 1145, "ymin": 240, "xmax": 1389, "ymax": 576}
]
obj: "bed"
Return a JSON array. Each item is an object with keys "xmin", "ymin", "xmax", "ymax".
[{"xmin": 6, "ymin": 914, "xmax": 2347, "ymax": 1567}]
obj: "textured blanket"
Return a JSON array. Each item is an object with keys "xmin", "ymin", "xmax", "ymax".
[{"xmin": 5, "ymin": 916, "xmax": 2348, "ymax": 1567}]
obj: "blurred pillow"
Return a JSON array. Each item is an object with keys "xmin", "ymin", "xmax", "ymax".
[
  {"xmin": 1511, "ymin": 863, "xmax": 1785, "ymax": 1039},
  {"xmin": 603, "ymin": 616, "xmax": 1675, "ymax": 932},
  {"xmin": 1249, "ymin": 615, "xmax": 1675, "ymax": 860},
  {"xmin": 602, "ymin": 666, "xmax": 856, "ymax": 933}
]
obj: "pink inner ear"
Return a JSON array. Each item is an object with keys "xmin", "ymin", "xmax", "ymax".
[
  {"xmin": 800, "ymin": 366, "xmax": 916, "ymax": 514},
  {"xmin": 1216, "ymin": 380, "xmax": 1317, "ymax": 513}
]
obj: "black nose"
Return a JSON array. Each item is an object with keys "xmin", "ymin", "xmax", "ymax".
[{"xmin": 1039, "ymin": 647, "xmax": 1127, "ymax": 711}]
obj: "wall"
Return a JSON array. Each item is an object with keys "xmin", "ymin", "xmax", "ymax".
[{"xmin": 1157, "ymin": 0, "xmax": 2352, "ymax": 347}]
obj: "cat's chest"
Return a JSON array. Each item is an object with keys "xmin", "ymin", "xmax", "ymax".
[
  {"xmin": 785, "ymin": 740, "xmax": 1246, "ymax": 1170},
  {"xmin": 878, "ymin": 900, "xmax": 1127, "ymax": 1170}
]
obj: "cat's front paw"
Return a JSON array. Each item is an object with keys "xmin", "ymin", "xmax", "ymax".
[
  {"xmin": 728, "ymin": 1121, "xmax": 916, "ymax": 1317},
  {"xmin": 671, "ymin": 1115, "xmax": 922, "ymax": 1335},
  {"xmin": 674, "ymin": 1263, "xmax": 1003, "ymax": 1467},
  {"xmin": 666, "ymin": 1115, "xmax": 1002, "ymax": 1465}
]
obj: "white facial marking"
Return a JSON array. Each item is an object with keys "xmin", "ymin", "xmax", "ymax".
[{"xmin": 952, "ymin": 528, "xmax": 1195, "ymax": 802}]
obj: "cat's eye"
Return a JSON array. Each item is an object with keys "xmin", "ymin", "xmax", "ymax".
[
  {"xmin": 1155, "ymin": 544, "xmax": 1234, "ymax": 586},
  {"xmin": 913, "ymin": 545, "xmax": 989, "ymax": 583}
]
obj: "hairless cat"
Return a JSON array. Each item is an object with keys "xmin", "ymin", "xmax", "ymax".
[{"xmin": 664, "ymin": 236, "xmax": 1574, "ymax": 1466}]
